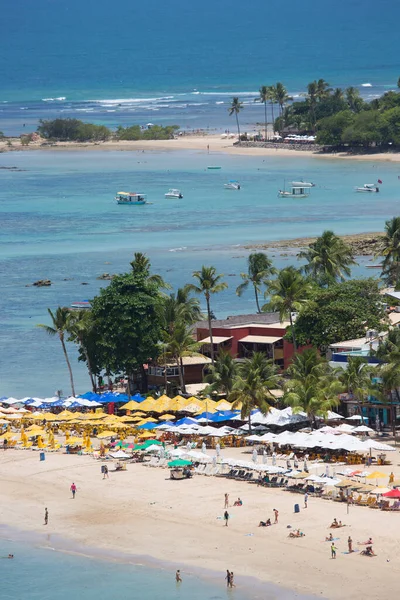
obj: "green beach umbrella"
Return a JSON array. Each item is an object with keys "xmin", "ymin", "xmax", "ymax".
[{"xmin": 168, "ymin": 459, "xmax": 192, "ymax": 467}]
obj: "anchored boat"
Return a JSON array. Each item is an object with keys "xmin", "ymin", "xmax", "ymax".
[
  {"xmin": 165, "ymin": 188, "xmax": 183, "ymax": 199},
  {"xmin": 224, "ymin": 180, "xmax": 241, "ymax": 190},
  {"xmin": 278, "ymin": 183, "xmax": 311, "ymax": 199},
  {"xmin": 355, "ymin": 184, "xmax": 379, "ymax": 193},
  {"xmin": 115, "ymin": 192, "xmax": 147, "ymax": 205}
]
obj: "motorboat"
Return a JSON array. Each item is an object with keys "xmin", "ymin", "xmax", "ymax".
[
  {"xmin": 115, "ymin": 192, "xmax": 147, "ymax": 205},
  {"xmin": 355, "ymin": 184, "xmax": 379, "ymax": 193},
  {"xmin": 291, "ymin": 181, "xmax": 315, "ymax": 188},
  {"xmin": 70, "ymin": 301, "xmax": 91, "ymax": 310},
  {"xmin": 165, "ymin": 188, "xmax": 183, "ymax": 199},
  {"xmin": 224, "ymin": 180, "xmax": 241, "ymax": 190},
  {"xmin": 207, "ymin": 166, "xmax": 222, "ymax": 170},
  {"xmin": 278, "ymin": 184, "xmax": 311, "ymax": 199}
]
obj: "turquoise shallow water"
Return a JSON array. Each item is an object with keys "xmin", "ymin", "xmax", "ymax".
[
  {"xmin": 0, "ymin": 149, "xmax": 396, "ymax": 396},
  {"xmin": 0, "ymin": 534, "xmax": 315, "ymax": 600}
]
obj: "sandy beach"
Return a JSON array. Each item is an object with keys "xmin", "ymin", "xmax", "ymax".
[
  {"xmin": 2, "ymin": 134, "xmax": 400, "ymax": 163},
  {"xmin": 1, "ymin": 446, "xmax": 400, "ymax": 599}
]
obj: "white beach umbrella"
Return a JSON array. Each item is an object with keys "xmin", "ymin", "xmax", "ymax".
[{"xmin": 353, "ymin": 425, "xmax": 375, "ymax": 433}]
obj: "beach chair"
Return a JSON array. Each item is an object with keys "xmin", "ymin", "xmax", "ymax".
[
  {"xmin": 390, "ymin": 501, "xmax": 400, "ymax": 511},
  {"xmin": 368, "ymin": 497, "xmax": 378, "ymax": 508}
]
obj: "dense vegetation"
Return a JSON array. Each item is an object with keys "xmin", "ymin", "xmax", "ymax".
[
  {"xmin": 231, "ymin": 78, "xmax": 400, "ymax": 149},
  {"xmin": 36, "ymin": 119, "xmax": 179, "ymax": 142},
  {"xmin": 38, "ymin": 220, "xmax": 400, "ymax": 427}
]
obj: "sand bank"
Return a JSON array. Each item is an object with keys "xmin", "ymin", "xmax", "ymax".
[
  {"xmin": 2, "ymin": 135, "xmax": 400, "ymax": 162},
  {"xmin": 1, "ymin": 447, "xmax": 399, "ymax": 599}
]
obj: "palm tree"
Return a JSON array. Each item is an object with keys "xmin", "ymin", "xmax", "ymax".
[
  {"xmin": 284, "ymin": 349, "xmax": 342, "ymax": 428},
  {"xmin": 162, "ymin": 321, "xmax": 201, "ymax": 392},
  {"xmin": 379, "ymin": 216, "xmax": 400, "ymax": 286},
  {"xmin": 229, "ymin": 352, "xmax": 280, "ymax": 432},
  {"xmin": 37, "ymin": 307, "xmax": 76, "ymax": 396},
  {"xmin": 332, "ymin": 88, "xmax": 345, "ymax": 101},
  {"xmin": 346, "ymin": 87, "xmax": 361, "ymax": 113},
  {"xmin": 298, "ymin": 230, "xmax": 356, "ymax": 285},
  {"xmin": 257, "ymin": 86, "xmax": 269, "ymax": 141},
  {"xmin": 339, "ymin": 356, "xmax": 374, "ymax": 424},
  {"xmin": 236, "ymin": 252, "xmax": 276, "ymax": 313},
  {"xmin": 163, "ymin": 287, "xmax": 202, "ymax": 334},
  {"xmin": 67, "ymin": 309, "xmax": 97, "ymax": 391},
  {"xmin": 316, "ymin": 79, "xmax": 331, "ymax": 101},
  {"xmin": 130, "ymin": 252, "xmax": 170, "ymax": 289},
  {"xmin": 204, "ymin": 349, "xmax": 237, "ymax": 397},
  {"xmin": 187, "ymin": 266, "xmax": 228, "ymax": 364},
  {"xmin": 228, "ymin": 97, "xmax": 243, "ymax": 142},
  {"xmin": 263, "ymin": 267, "xmax": 312, "ymax": 351},
  {"xmin": 267, "ymin": 85, "xmax": 277, "ymax": 131},
  {"xmin": 377, "ymin": 362, "xmax": 400, "ymax": 437},
  {"xmin": 307, "ymin": 81, "xmax": 318, "ymax": 131},
  {"xmin": 274, "ymin": 82, "xmax": 292, "ymax": 116}
]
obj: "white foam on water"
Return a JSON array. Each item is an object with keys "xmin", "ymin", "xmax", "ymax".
[{"xmin": 361, "ymin": 83, "xmax": 372, "ymax": 87}]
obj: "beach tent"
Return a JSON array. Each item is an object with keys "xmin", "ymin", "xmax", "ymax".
[
  {"xmin": 109, "ymin": 450, "xmax": 131, "ymax": 459},
  {"xmin": 383, "ymin": 488, "xmax": 400, "ymax": 498},
  {"xmin": 168, "ymin": 459, "xmax": 192, "ymax": 467}
]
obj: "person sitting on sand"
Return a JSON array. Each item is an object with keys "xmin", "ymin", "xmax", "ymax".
[
  {"xmin": 358, "ymin": 537, "xmax": 373, "ymax": 545},
  {"xmin": 326, "ymin": 533, "xmax": 334, "ymax": 541},
  {"xmin": 361, "ymin": 546, "xmax": 376, "ymax": 557},
  {"xmin": 233, "ymin": 498, "xmax": 243, "ymax": 506},
  {"xmin": 258, "ymin": 518, "xmax": 272, "ymax": 527},
  {"xmin": 330, "ymin": 518, "xmax": 339, "ymax": 528},
  {"xmin": 289, "ymin": 529, "xmax": 305, "ymax": 538}
]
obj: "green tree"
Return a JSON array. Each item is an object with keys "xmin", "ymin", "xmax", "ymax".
[
  {"xmin": 163, "ymin": 287, "xmax": 202, "ymax": 334},
  {"xmin": 379, "ymin": 216, "xmax": 400, "ymax": 286},
  {"xmin": 316, "ymin": 110, "xmax": 354, "ymax": 146},
  {"xmin": 228, "ymin": 97, "xmax": 243, "ymax": 142},
  {"xmin": 162, "ymin": 321, "xmax": 201, "ymax": 392},
  {"xmin": 263, "ymin": 267, "xmax": 312, "ymax": 350},
  {"xmin": 236, "ymin": 252, "xmax": 276, "ymax": 313},
  {"xmin": 203, "ymin": 349, "xmax": 237, "ymax": 397},
  {"xmin": 307, "ymin": 81, "xmax": 319, "ymax": 131},
  {"xmin": 274, "ymin": 82, "xmax": 291, "ymax": 116},
  {"xmin": 187, "ymin": 266, "xmax": 228, "ymax": 364},
  {"xmin": 376, "ymin": 362, "xmax": 400, "ymax": 436},
  {"xmin": 292, "ymin": 279, "xmax": 387, "ymax": 351},
  {"xmin": 284, "ymin": 349, "xmax": 341, "ymax": 428},
  {"xmin": 257, "ymin": 85, "xmax": 269, "ymax": 141},
  {"xmin": 130, "ymin": 252, "xmax": 170, "ymax": 289},
  {"xmin": 345, "ymin": 87, "xmax": 363, "ymax": 113},
  {"xmin": 90, "ymin": 261, "xmax": 165, "ymax": 395},
  {"xmin": 339, "ymin": 356, "xmax": 375, "ymax": 424},
  {"xmin": 341, "ymin": 110, "xmax": 382, "ymax": 146},
  {"xmin": 298, "ymin": 230, "xmax": 356, "ymax": 285},
  {"xmin": 67, "ymin": 309, "xmax": 98, "ymax": 392},
  {"xmin": 267, "ymin": 85, "xmax": 277, "ymax": 130},
  {"xmin": 229, "ymin": 352, "xmax": 280, "ymax": 432},
  {"xmin": 37, "ymin": 307, "xmax": 76, "ymax": 396}
]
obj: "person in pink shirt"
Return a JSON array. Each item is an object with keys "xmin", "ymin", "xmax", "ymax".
[{"xmin": 70, "ymin": 482, "xmax": 77, "ymax": 499}]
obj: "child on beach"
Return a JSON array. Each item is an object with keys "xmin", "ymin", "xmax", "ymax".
[
  {"xmin": 331, "ymin": 543, "xmax": 338, "ymax": 559},
  {"xmin": 224, "ymin": 511, "xmax": 229, "ymax": 526}
]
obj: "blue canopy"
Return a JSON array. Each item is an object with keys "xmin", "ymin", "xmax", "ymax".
[
  {"xmin": 137, "ymin": 422, "xmax": 158, "ymax": 430},
  {"xmin": 131, "ymin": 393, "xmax": 145, "ymax": 402},
  {"xmin": 79, "ymin": 392, "xmax": 101, "ymax": 400},
  {"xmin": 175, "ymin": 417, "xmax": 199, "ymax": 426}
]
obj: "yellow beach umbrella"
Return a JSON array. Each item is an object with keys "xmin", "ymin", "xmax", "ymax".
[
  {"xmin": 120, "ymin": 400, "xmax": 143, "ymax": 411},
  {"xmin": 215, "ymin": 400, "xmax": 232, "ymax": 411},
  {"xmin": 97, "ymin": 430, "xmax": 118, "ymax": 439},
  {"xmin": 159, "ymin": 414, "xmax": 176, "ymax": 420},
  {"xmin": 137, "ymin": 431, "xmax": 156, "ymax": 438},
  {"xmin": 0, "ymin": 432, "xmax": 16, "ymax": 440},
  {"xmin": 138, "ymin": 397, "xmax": 157, "ymax": 412},
  {"xmin": 67, "ymin": 437, "xmax": 84, "ymax": 445},
  {"xmin": 366, "ymin": 471, "xmax": 386, "ymax": 480},
  {"xmin": 136, "ymin": 417, "xmax": 158, "ymax": 426}
]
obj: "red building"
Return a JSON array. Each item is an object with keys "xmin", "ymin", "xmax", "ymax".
[{"xmin": 196, "ymin": 312, "xmax": 295, "ymax": 370}]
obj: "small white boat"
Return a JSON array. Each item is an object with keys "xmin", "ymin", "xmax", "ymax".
[
  {"xmin": 291, "ymin": 181, "xmax": 315, "ymax": 188},
  {"xmin": 278, "ymin": 184, "xmax": 310, "ymax": 199},
  {"xmin": 224, "ymin": 180, "xmax": 241, "ymax": 190},
  {"xmin": 355, "ymin": 184, "xmax": 379, "ymax": 193},
  {"xmin": 165, "ymin": 188, "xmax": 183, "ymax": 199},
  {"xmin": 115, "ymin": 191, "xmax": 147, "ymax": 205}
]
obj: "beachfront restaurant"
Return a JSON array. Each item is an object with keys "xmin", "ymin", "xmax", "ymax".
[
  {"xmin": 147, "ymin": 356, "xmax": 212, "ymax": 389},
  {"xmin": 196, "ymin": 312, "xmax": 294, "ymax": 369}
]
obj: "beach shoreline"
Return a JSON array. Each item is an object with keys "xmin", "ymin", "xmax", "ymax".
[
  {"xmin": 2, "ymin": 135, "xmax": 400, "ymax": 162},
  {"xmin": 1, "ymin": 449, "xmax": 399, "ymax": 599}
]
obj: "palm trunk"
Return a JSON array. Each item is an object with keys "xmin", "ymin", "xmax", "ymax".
[
  {"xmin": 264, "ymin": 101, "xmax": 267, "ymax": 141},
  {"xmin": 60, "ymin": 335, "xmax": 75, "ymax": 396},
  {"xmin": 83, "ymin": 346, "xmax": 96, "ymax": 392},
  {"xmin": 248, "ymin": 412, "xmax": 252, "ymax": 434},
  {"xmin": 235, "ymin": 112, "xmax": 241, "ymax": 143},
  {"xmin": 176, "ymin": 357, "xmax": 185, "ymax": 392},
  {"xmin": 180, "ymin": 356, "xmax": 186, "ymax": 393},
  {"xmin": 289, "ymin": 311, "xmax": 297, "ymax": 352},
  {"xmin": 206, "ymin": 293, "xmax": 215, "ymax": 365},
  {"xmin": 254, "ymin": 284, "xmax": 261, "ymax": 313},
  {"xmin": 271, "ymin": 102, "xmax": 275, "ymax": 134}
]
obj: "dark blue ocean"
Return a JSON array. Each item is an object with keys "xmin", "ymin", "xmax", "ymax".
[{"xmin": 1, "ymin": 0, "xmax": 400, "ymax": 135}]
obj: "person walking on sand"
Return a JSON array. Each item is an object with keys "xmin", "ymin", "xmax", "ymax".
[
  {"xmin": 304, "ymin": 492, "xmax": 308, "ymax": 509},
  {"xmin": 224, "ymin": 510, "xmax": 229, "ymax": 526},
  {"xmin": 224, "ymin": 493, "xmax": 229, "ymax": 508},
  {"xmin": 103, "ymin": 465, "xmax": 109, "ymax": 479},
  {"xmin": 70, "ymin": 482, "xmax": 77, "ymax": 499},
  {"xmin": 273, "ymin": 508, "xmax": 279, "ymax": 524},
  {"xmin": 389, "ymin": 472, "xmax": 394, "ymax": 485},
  {"xmin": 348, "ymin": 536, "xmax": 353, "ymax": 553},
  {"xmin": 331, "ymin": 543, "xmax": 337, "ymax": 559},
  {"xmin": 175, "ymin": 570, "xmax": 182, "ymax": 583},
  {"xmin": 44, "ymin": 507, "xmax": 48, "ymax": 525}
]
